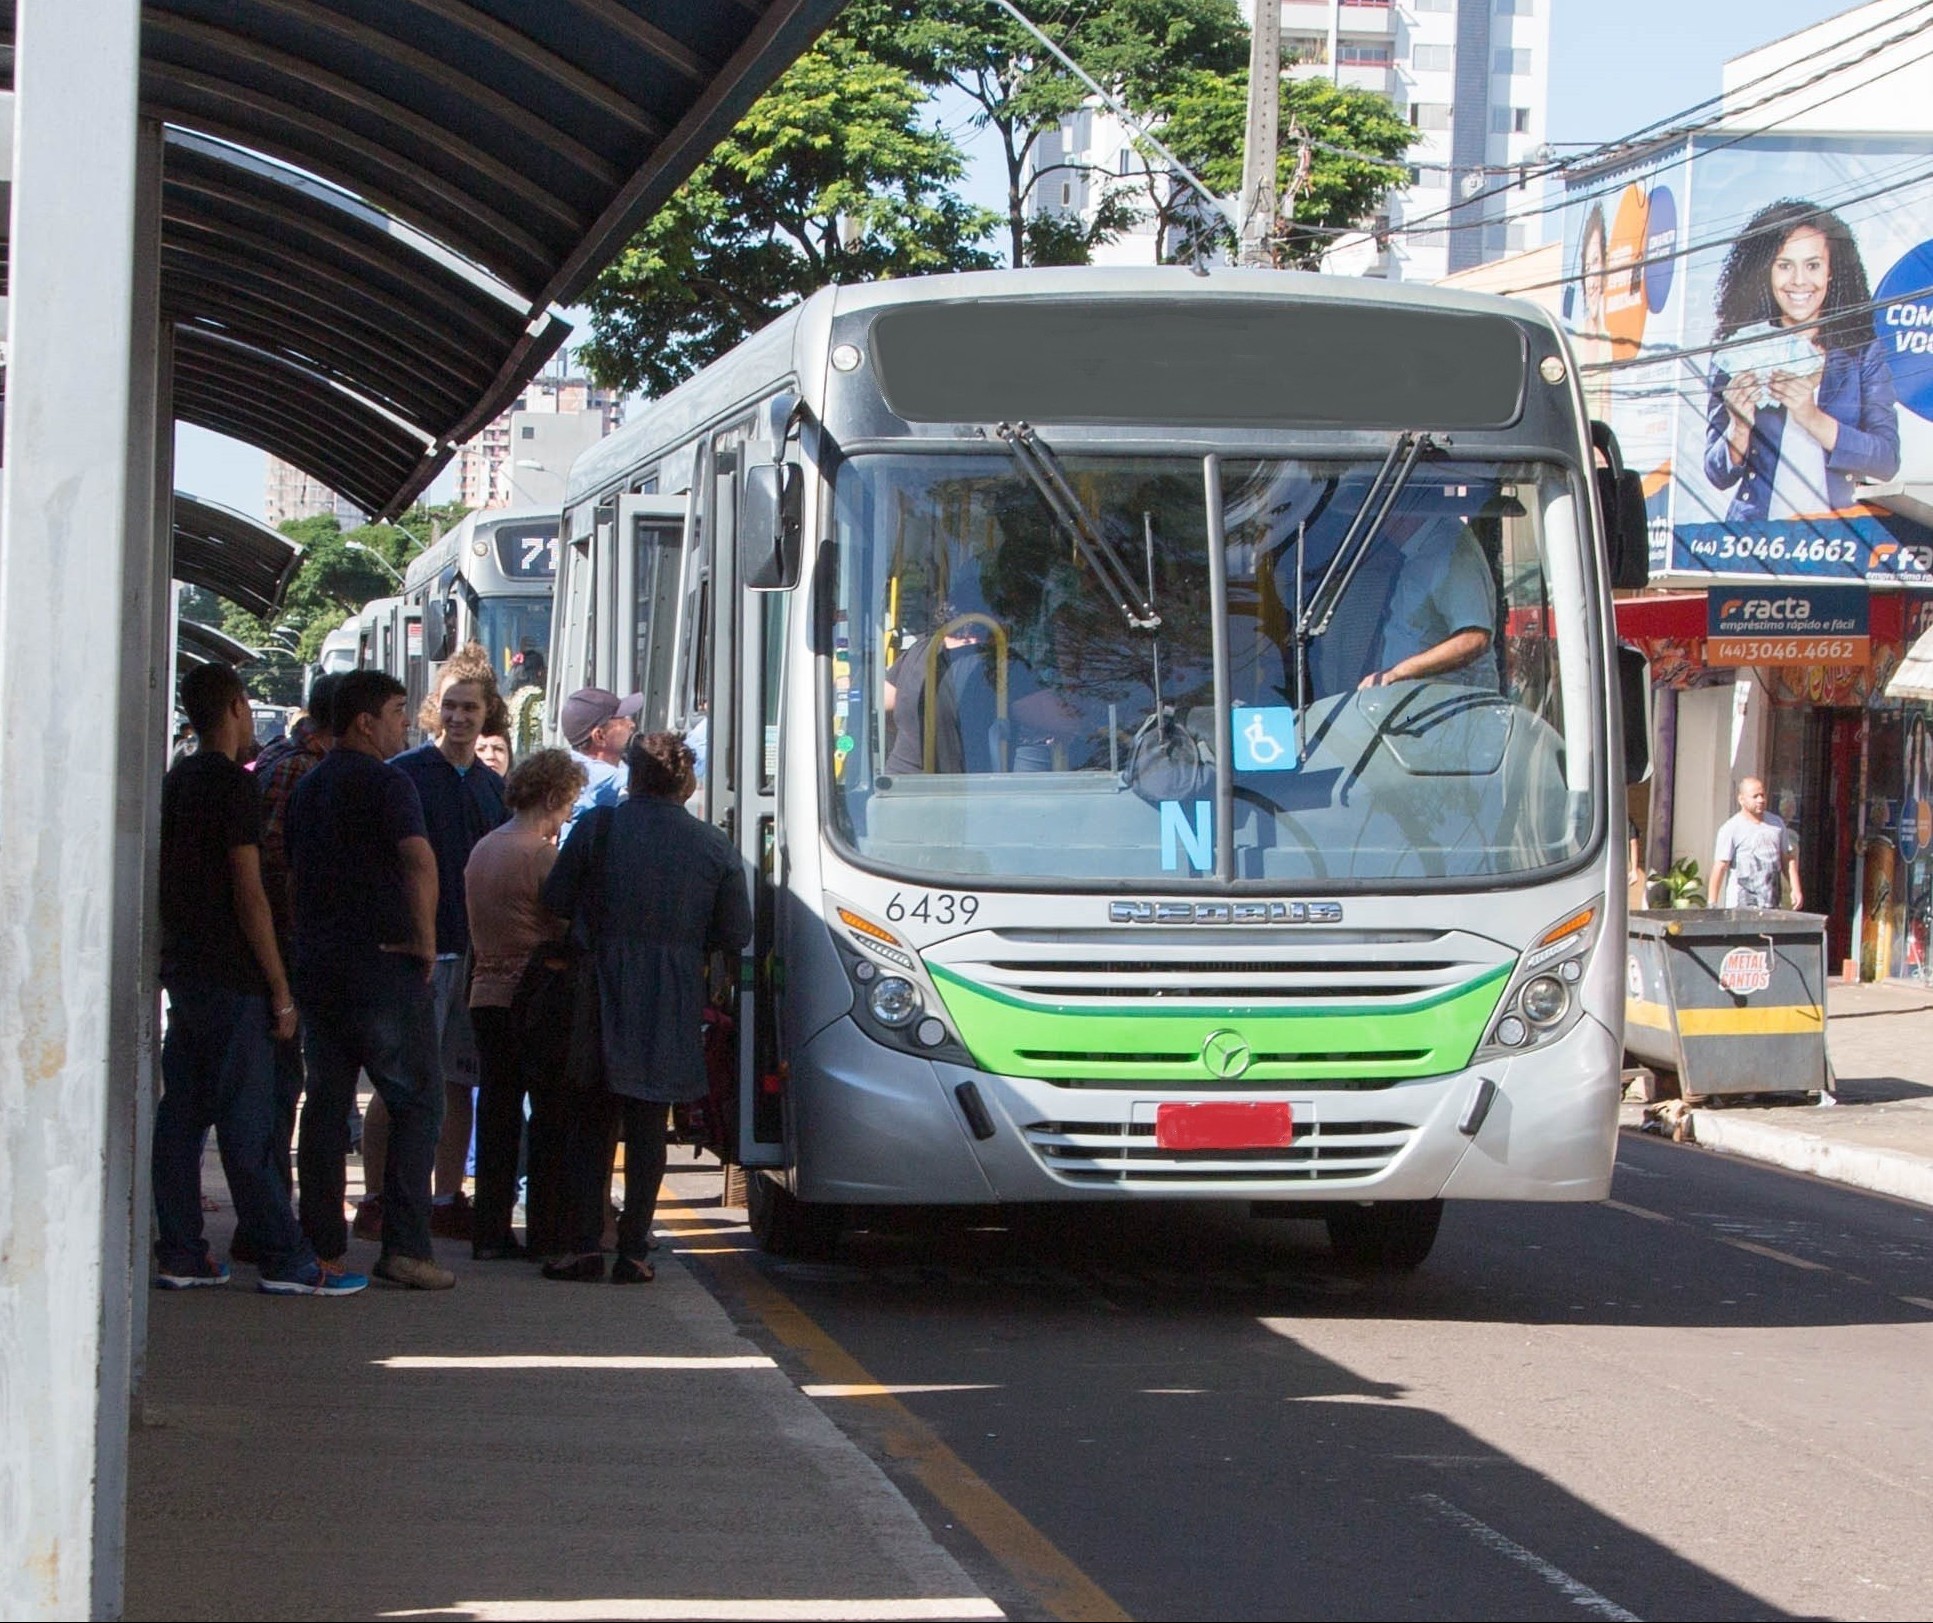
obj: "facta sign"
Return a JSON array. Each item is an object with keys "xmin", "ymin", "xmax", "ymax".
[{"xmin": 1706, "ymin": 584, "xmax": 1870, "ymax": 666}]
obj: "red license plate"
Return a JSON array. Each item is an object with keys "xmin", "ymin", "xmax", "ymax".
[{"xmin": 1155, "ymin": 1101, "xmax": 1294, "ymax": 1151}]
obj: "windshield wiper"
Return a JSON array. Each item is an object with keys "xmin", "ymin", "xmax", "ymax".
[
  {"xmin": 1291, "ymin": 430, "xmax": 1433, "ymax": 712},
  {"xmin": 996, "ymin": 421, "xmax": 1160, "ymax": 632}
]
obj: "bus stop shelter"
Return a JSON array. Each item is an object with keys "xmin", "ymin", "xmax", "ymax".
[{"xmin": 0, "ymin": 2, "xmax": 844, "ymax": 1614}]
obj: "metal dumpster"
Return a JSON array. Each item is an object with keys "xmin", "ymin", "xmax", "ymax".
[{"xmin": 1624, "ymin": 909, "xmax": 1829, "ymax": 1103}]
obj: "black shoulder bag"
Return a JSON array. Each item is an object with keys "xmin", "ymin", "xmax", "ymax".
[{"xmin": 511, "ymin": 806, "xmax": 613, "ymax": 1093}]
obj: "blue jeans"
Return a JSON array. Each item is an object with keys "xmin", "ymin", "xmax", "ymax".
[
  {"xmin": 297, "ymin": 954, "xmax": 443, "ymax": 1260},
  {"xmin": 154, "ymin": 981, "xmax": 314, "ymax": 1277}
]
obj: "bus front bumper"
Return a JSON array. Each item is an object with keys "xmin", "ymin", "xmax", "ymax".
[{"xmin": 788, "ymin": 1012, "xmax": 1620, "ymax": 1206}]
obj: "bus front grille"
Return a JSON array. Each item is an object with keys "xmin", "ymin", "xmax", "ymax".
[
  {"xmin": 1021, "ymin": 1118, "xmax": 1415, "ymax": 1184},
  {"xmin": 927, "ymin": 929, "xmax": 1511, "ymax": 1011}
]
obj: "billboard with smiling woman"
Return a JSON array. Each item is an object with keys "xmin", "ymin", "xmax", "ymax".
[{"xmin": 1564, "ymin": 132, "xmax": 1933, "ymax": 584}]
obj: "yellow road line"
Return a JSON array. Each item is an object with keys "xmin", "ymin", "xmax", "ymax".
[{"xmin": 665, "ymin": 1206, "xmax": 1129, "ymax": 1623}]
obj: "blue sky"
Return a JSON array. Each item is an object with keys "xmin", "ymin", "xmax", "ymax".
[{"xmin": 175, "ymin": 0, "xmax": 1862, "ymax": 520}]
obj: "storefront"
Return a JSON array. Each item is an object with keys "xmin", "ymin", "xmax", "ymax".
[{"xmin": 1619, "ymin": 589, "xmax": 1933, "ymax": 981}]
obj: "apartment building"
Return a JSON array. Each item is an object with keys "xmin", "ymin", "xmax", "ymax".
[
  {"xmin": 1028, "ymin": 0, "xmax": 1551, "ymax": 280},
  {"xmin": 456, "ymin": 371, "xmax": 622, "ymax": 511},
  {"xmin": 263, "ymin": 455, "xmax": 364, "ymax": 528}
]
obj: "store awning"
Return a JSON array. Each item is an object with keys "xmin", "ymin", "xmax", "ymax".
[
  {"xmin": 1613, "ymin": 592, "xmax": 1708, "ymax": 640},
  {"xmin": 172, "ymin": 489, "xmax": 302, "ymax": 619},
  {"xmin": 1889, "ymin": 626, "xmax": 1933, "ymax": 700}
]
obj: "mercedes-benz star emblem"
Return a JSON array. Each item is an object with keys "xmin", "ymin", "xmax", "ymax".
[{"xmin": 1201, "ymin": 1029, "xmax": 1253, "ymax": 1080}]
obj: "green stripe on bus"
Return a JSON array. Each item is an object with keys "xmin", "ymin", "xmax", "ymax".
[{"xmin": 926, "ymin": 961, "xmax": 1513, "ymax": 1084}]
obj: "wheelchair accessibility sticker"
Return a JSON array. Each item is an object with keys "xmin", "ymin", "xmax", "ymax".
[{"xmin": 1232, "ymin": 707, "xmax": 1298, "ymax": 772}]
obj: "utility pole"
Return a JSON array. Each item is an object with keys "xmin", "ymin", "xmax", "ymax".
[{"xmin": 1239, "ymin": 0, "xmax": 1280, "ymax": 267}]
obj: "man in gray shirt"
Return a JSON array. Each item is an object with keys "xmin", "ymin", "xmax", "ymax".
[{"xmin": 1709, "ymin": 777, "xmax": 1802, "ymax": 909}]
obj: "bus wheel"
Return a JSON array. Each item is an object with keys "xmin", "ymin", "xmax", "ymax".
[
  {"xmin": 1325, "ymin": 1199, "xmax": 1443, "ymax": 1270},
  {"xmin": 747, "ymin": 1171, "xmax": 845, "ymax": 1260}
]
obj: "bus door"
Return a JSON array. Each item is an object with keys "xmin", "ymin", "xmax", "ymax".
[{"xmin": 722, "ymin": 443, "xmax": 790, "ymax": 1169}]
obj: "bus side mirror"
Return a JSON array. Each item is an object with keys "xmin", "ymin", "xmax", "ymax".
[
  {"xmin": 425, "ymin": 596, "xmax": 457, "ymax": 663},
  {"xmin": 1617, "ymin": 642, "xmax": 1652, "ymax": 785},
  {"xmin": 742, "ymin": 462, "xmax": 803, "ymax": 591},
  {"xmin": 1609, "ymin": 468, "xmax": 1650, "ymax": 589},
  {"xmin": 1591, "ymin": 420, "xmax": 1651, "ymax": 590}
]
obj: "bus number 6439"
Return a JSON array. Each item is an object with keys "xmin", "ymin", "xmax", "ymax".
[{"xmin": 885, "ymin": 892, "xmax": 979, "ymax": 926}]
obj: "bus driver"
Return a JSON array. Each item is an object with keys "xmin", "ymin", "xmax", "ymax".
[{"xmin": 1358, "ymin": 513, "xmax": 1499, "ymax": 692}]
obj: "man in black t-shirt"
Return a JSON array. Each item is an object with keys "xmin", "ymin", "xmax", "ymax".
[
  {"xmin": 287, "ymin": 668, "xmax": 452, "ymax": 1289},
  {"xmin": 154, "ymin": 663, "xmax": 365, "ymax": 1296}
]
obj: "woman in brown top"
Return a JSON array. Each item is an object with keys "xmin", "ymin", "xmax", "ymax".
[{"xmin": 464, "ymin": 748, "xmax": 586, "ymax": 1259}]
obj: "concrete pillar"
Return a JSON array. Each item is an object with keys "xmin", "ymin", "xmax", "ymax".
[
  {"xmin": 100, "ymin": 122, "xmax": 172, "ymax": 1616},
  {"xmin": 0, "ymin": 1, "xmax": 146, "ymax": 1616}
]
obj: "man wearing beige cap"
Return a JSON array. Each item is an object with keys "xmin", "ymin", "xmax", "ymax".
[{"xmin": 559, "ymin": 686, "xmax": 643, "ymax": 843}]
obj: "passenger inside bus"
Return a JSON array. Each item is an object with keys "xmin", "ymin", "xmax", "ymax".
[{"xmin": 880, "ymin": 588, "xmax": 1082, "ymax": 775}]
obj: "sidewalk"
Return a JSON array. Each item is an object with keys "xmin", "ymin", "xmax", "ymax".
[
  {"xmin": 1627, "ymin": 978, "xmax": 1933, "ymax": 1207},
  {"xmin": 125, "ymin": 1165, "xmax": 1001, "ymax": 1622}
]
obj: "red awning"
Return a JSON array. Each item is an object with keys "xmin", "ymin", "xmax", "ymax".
[{"xmin": 1613, "ymin": 592, "xmax": 1707, "ymax": 639}]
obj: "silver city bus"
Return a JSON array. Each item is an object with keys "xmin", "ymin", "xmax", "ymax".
[
  {"xmin": 398, "ymin": 506, "xmax": 558, "ymax": 717},
  {"xmin": 553, "ymin": 268, "xmax": 1652, "ymax": 1264}
]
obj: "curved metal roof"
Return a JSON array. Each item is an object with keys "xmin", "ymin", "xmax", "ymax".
[
  {"xmin": 172, "ymin": 489, "xmax": 303, "ymax": 619},
  {"xmin": 1, "ymin": 0, "xmax": 846, "ymax": 515},
  {"xmin": 176, "ymin": 617, "xmax": 258, "ymax": 667}
]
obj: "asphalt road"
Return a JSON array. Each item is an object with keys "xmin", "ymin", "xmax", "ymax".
[{"xmin": 677, "ymin": 1133, "xmax": 1933, "ymax": 1622}]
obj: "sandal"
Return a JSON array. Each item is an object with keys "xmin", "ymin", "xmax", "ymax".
[{"xmin": 611, "ymin": 1255, "xmax": 655, "ymax": 1284}]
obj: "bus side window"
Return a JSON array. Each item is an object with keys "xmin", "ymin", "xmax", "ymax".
[{"xmin": 633, "ymin": 521, "xmax": 683, "ymax": 727}]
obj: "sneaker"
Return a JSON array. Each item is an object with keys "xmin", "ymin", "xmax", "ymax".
[
  {"xmin": 351, "ymin": 1196, "xmax": 384, "ymax": 1241},
  {"xmin": 374, "ymin": 1253, "xmax": 456, "ymax": 1291},
  {"xmin": 260, "ymin": 1259, "xmax": 369, "ymax": 1297},
  {"xmin": 429, "ymin": 1190, "xmax": 474, "ymax": 1240},
  {"xmin": 155, "ymin": 1252, "xmax": 230, "ymax": 1290}
]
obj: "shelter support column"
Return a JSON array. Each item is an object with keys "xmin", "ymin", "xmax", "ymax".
[{"xmin": 0, "ymin": 1, "xmax": 146, "ymax": 1616}]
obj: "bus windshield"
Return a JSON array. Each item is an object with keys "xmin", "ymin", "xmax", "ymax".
[
  {"xmin": 826, "ymin": 450, "xmax": 1597, "ymax": 888},
  {"xmin": 477, "ymin": 595, "xmax": 553, "ymax": 694}
]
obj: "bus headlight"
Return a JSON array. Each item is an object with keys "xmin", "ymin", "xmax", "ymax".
[
  {"xmin": 868, "ymin": 976, "xmax": 921, "ymax": 1028},
  {"xmin": 1474, "ymin": 897, "xmax": 1601, "ymax": 1061},
  {"xmin": 828, "ymin": 893, "xmax": 974, "ymax": 1064},
  {"xmin": 1520, "ymin": 975, "xmax": 1569, "ymax": 1025}
]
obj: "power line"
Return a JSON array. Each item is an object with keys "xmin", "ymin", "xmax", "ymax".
[
  {"xmin": 1380, "ymin": 2, "xmax": 1933, "ymax": 246},
  {"xmin": 1579, "ymin": 273, "xmax": 1933, "ymax": 379}
]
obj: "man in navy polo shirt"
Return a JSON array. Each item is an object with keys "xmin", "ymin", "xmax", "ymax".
[
  {"xmin": 358, "ymin": 669, "xmax": 508, "ymax": 1240},
  {"xmin": 287, "ymin": 669, "xmax": 450, "ymax": 1289}
]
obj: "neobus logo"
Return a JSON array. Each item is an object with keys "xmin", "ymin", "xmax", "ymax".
[{"xmin": 1109, "ymin": 900, "xmax": 1344, "ymax": 925}]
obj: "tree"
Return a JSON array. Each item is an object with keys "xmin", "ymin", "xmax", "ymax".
[
  {"xmin": 580, "ymin": 30, "xmax": 997, "ymax": 398},
  {"xmin": 855, "ymin": 0, "xmax": 1248, "ymax": 267},
  {"xmin": 1140, "ymin": 70, "xmax": 1415, "ymax": 268},
  {"xmin": 217, "ymin": 501, "xmax": 466, "ymax": 704}
]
